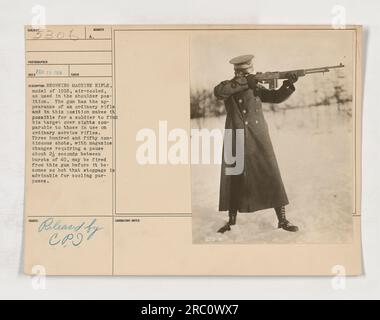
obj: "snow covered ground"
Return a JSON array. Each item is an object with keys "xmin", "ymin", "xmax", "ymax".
[{"xmin": 191, "ymin": 104, "xmax": 354, "ymax": 244}]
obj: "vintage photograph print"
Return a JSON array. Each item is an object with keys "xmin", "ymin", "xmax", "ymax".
[{"xmin": 191, "ymin": 29, "xmax": 358, "ymax": 244}]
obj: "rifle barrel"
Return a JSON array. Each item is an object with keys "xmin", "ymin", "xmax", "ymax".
[
  {"xmin": 305, "ymin": 70, "xmax": 330, "ymax": 74},
  {"xmin": 254, "ymin": 63, "xmax": 345, "ymax": 82},
  {"xmin": 304, "ymin": 64, "xmax": 344, "ymax": 74}
]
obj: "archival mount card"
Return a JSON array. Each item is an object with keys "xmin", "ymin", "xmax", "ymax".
[{"xmin": 24, "ymin": 25, "xmax": 363, "ymax": 275}]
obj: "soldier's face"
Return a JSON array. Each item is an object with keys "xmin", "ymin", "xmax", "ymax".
[
  {"xmin": 236, "ymin": 65, "xmax": 254, "ymax": 75},
  {"xmin": 246, "ymin": 65, "xmax": 254, "ymax": 74}
]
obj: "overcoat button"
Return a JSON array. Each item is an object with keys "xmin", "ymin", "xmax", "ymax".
[
  {"xmin": 255, "ymin": 120, "xmax": 259, "ymax": 124},
  {"xmin": 242, "ymin": 109, "xmax": 247, "ymax": 114},
  {"xmin": 245, "ymin": 121, "xmax": 248, "ymax": 125},
  {"xmin": 238, "ymin": 99, "xmax": 243, "ymax": 103}
]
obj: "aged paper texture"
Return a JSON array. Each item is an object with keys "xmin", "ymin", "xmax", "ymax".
[{"xmin": 24, "ymin": 25, "xmax": 362, "ymax": 275}]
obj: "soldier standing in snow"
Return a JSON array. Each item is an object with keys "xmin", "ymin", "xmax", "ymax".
[{"xmin": 214, "ymin": 55, "xmax": 299, "ymax": 233}]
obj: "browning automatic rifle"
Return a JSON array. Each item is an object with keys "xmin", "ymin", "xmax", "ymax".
[{"xmin": 253, "ymin": 63, "xmax": 345, "ymax": 89}]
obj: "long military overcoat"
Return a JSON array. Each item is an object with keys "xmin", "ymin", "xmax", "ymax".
[{"xmin": 214, "ymin": 76, "xmax": 295, "ymax": 213}]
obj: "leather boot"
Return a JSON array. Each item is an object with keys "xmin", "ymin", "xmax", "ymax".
[
  {"xmin": 275, "ymin": 206, "xmax": 299, "ymax": 232},
  {"xmin": 228, "ymin": 210, "xmax": 237, "ymax": 225},
  {"xmin": 217, "ymin": 210, "xmax": 237, "ymax": 233}
]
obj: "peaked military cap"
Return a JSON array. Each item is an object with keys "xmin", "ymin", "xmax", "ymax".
[{"xmin": 229, "ymin": 54, "xmax": 254, "ymax": 70}]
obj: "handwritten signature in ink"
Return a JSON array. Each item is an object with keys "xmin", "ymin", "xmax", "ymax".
[{"xmin": 38, "ymin": 218, "xmax": 103, "ymax": 247}]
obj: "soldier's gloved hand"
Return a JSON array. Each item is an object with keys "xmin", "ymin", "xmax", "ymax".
[
  {"xmin": 284, "ymin": 72, "xmax": 298, "ymax": 85},
  {"xmin": 246, "ymin": 74, "xmax": 258, "ymax": 89}
]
